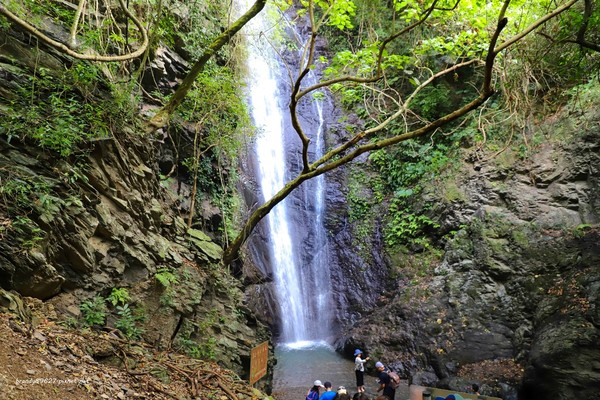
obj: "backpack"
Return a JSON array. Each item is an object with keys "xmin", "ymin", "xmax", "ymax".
[
  {"xmin": 387, "ymin": 370, "xmax": 401, "ymax": 389},
  {"xmin": 306, "ymin": 390, "xmax": 319, "ymax": 400}
]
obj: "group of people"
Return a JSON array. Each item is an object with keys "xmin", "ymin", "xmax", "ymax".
[
  {"xmin": 305, "ymin": 349, "xmax": 397, "ymax": 400},
  {"xmin": 305, "ymin": 380, "xmax": 353, "ymax": 400}
]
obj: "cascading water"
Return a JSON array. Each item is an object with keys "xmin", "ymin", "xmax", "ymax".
[
  {"xmin": 242, "ymin": 2, "xmax": 334, "ymax": 345},
  {"xmin": 238, "ymin": 5, "xmax": 367, "ymax": 398},
  {"xmin": 300, "ymin": 72, "xmax": 333, "ymax": 341},
  {"xmin": 246, "ymin": 43, "xmax": 308, "ymax": 343}
]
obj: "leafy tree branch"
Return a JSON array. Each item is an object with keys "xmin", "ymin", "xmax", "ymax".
[
  {"xmin": 222, "ymin": 0, "xmax": 580, "ymax": 265},
  {"xmin": 147, "ymin": 0, "xmax": 267, "ymax": 130}
]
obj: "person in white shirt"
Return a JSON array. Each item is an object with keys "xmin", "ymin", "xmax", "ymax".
[{"xmin": 354, "ymin": 349, "xmax": 370, "ymax": 393}]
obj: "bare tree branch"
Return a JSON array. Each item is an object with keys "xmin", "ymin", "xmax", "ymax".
[
  {"xmin": 69, "ymin": 0, "xmax": 86, "ymax": 48},
  {"xmin": 574, "ymin": 0, "xmax": 600, "ymax": 52},
  {"xmin": 494, "ymin": 0, "xmax": 580, "ymax": 54},
  {"xmin": 290, "ymin": 0, "xmax": 445, "ymax": 173},
  {"xmin": 0, "ymin": 0, "xmax": 148, "ymax": 61}
]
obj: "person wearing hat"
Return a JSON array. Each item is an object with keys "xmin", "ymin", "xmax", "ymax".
[
  {"xmin": 319, "ymin": 381, "xmax": 336, "ymax": 400},
  {"xmin": 306, "ymin": 380, "xmax": 324, "ymax": 400},
  {"xmin": 354, "ymin": 349, "xmax": 370, "ymax": 393},
  {"xmin": 375, "ymin": 361, "xmax": 395, "ymax": 400},
  {"xmin": 337, "ymin": 386, "xmax": 351, "ymax": 400}
]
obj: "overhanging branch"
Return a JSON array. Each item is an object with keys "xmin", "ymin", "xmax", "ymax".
[{"xmin": 0, "ymin": 0, "xmax": 148, "ymax": 62}]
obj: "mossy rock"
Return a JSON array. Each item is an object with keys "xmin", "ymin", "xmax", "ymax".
[{"xmin": 187, "ymin": 228, "xmax": 223, "ymax": 261}]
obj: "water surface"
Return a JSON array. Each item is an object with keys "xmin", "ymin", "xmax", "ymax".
[{"xmin": 272, "ymin": 342, "xmax": 410, "ymax": 400}]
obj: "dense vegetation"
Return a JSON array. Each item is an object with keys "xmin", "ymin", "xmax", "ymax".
[
  {"xmin": 0, "ymin": 0, "xmax": 598, "ymax": 263},
  {"xmin": 317, "ymin": 0, "xmax": 600, "ymax": 259},
  {"xmin": 0, "ymin": 0, "xmax": 251, "ymax": 248}
]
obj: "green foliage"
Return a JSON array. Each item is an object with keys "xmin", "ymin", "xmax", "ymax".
[
  {"xmin": 369, "ymin": 138, "xmax": 454, "ymax": 192},
  {"xmin": 172, "ymin": 65, "xmax": 251, "ymax": 242},
  {"xmin": 107, "ymin": 288, "xmax": 131, "ymax": 307},
  {"xmin": 361, "ymin": 135, "xmax": 462, "ymax": 248},
  {"xmin": 0, "ymin": 0, "xmax": 148, "ymax": 157},
  {"xmin": 385, "ymin": 202, "xmax": 440, "ymax": 247},
  {"xmin": 79, "ymin": 296, "xmax": 107, "ymax": 327},
  {"xmin": 566, "ymin": 77, "xmax": 600, "ymax": 113},
  {"xmin": 0, "ymin": 178, "xmax": 33, "ymax": 210},
  {"xmin": 181, "ymin": 2, "xmax": 231, "ymax": 60},
  {"xmin": 0, "ymin": 14, "xmax": 10, "ymax": 30},
  {"xmin": 347, "ymin": 171, "xmax": 372, "ymax": 223},
  {"xmin": 174, "ymin": 315, "xmax": 219, "ymax": 360},
  {"xmin": 177, "ymin": 335, "xmax": 217, "ymax": 360},
  {"xmin": 0, "ymin": 166, "xmax": 89, "ymax": 248},
  {"xmin": 325, "ymin": 46, "xmax": 379, "ymax": 78},
  {"xmin": 18, "ymin": 0, "xmax": 75, "ymax": 24},
  {"xmin": 0, "ymin": 174, "xmax": 57, "ymax": 248},
  {"xmin": 114, "ymin": 304, "xmax": 145, "ymax": 340},
  {"xmin": 11, "ymin": 216, "xmax": 44, "ymax": 249},
  {"xmin": 299, "ymin": 0, "xmax": 357, "ymax": 30},
  {"xmin": 61, "ymin": 165, "xmax": 90, "ymax": 185},
  {"xmin": 178, "ymin": 67, "xmax": 251, "ymax": 158},
  {"xmin": 155, "ymin": 266, "xmax": 208, "ymax": 316},
  {"xmin": 79, "ymin": 292, "xmax": 145, "ymax": 340},
  {"xmin": 155, "ymin": 267, "xmax": 178, "ymax": 288},
  {"xmin": 411, "ymin": 83, "xmax": 454, "ymax": 120},
  {"xmin": 0, "ymin": 63, "xmax": 118, "ymax": 157},
  {"xmin": 573, "ymin": 223, "xmax": 594, "ymax": 238}
]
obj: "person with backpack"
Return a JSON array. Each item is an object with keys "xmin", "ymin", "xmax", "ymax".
[
  {"xmin": 354, "ymin": 349, "xmax": 370, "ymax": 393},
  {"xmin": 375, "ymin": 361, "xmax": 397, "ymax": 400},
  {"xmin": 306, "ymin": 380, "xmax": 325, "ymax": 400}
]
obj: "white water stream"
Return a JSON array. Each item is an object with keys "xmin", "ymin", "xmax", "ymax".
[
  {"xmin": 242, "ymin": 2, "xmax": 333, "ymax": 345},
  {"xmin": 238, "ymin": 2, "xmax": 356, "ymax": 397}
]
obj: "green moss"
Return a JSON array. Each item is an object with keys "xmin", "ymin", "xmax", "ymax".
[
  {"xmin": 484, "ymin": 237, "xmax": 509, "ymax": 254},
  {"xmin": 441, "ymin": 180, "xmax": 466, "ymax": 203},
  {"xmin": 511, "ymin": 228, "xmax": 530, "ymax": 248}
]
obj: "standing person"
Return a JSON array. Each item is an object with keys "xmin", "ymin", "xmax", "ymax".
[
  {"xmin": 354, "ymin": 349, "xmax": 370, "ymax": 393},
  {"xmin": 320, "ymin": 381, "xmax": 337, "ymax": 400},
  {"xmin": 306, "ymin": 380, "xmax": 325, "ymax": 400},
  {"xmin": 375, "ymin": 361, "xmax": 395, "ymax": 400}
]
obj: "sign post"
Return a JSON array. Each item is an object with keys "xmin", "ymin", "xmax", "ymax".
[{"xmin": 249, "ymin": 341, "xmax": 269, "ymax": 385}]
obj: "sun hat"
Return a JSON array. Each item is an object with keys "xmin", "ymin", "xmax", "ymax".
[
  {"xmin": 314, "ymin": 380, "xmax": 324, "ymax": 387},
  {"xmin": 375, "ymin": 361, "xmax": 384, "ymax": 368},
  {"xmin": 354, "ymin": 349, "xmax": 362, "ymax": 356},
  {"xmin": 338, "ymin": 386, "xmax": 347, "ymax": 394}
]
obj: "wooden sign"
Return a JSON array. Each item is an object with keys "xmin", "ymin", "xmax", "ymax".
[{"xmin": 249, "ymin": 341, "xmax": 269, "ymax": 384}]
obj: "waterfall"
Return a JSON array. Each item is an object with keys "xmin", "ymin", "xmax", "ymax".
[{"xmin": 242, "ymin": 2, "xmax": 334, "ymax": 345}]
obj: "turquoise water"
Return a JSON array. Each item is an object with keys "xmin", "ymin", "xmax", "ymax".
[
  {"xmin": 272, "ymin": 341, "xmax": 357, "ymax": 400},
  {"xmin": 272, "ymin": 342, "xmax": 410, "ymax": 400}
]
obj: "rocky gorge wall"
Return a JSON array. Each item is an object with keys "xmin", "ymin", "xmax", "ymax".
[
  {"xmin": 0, "ymin": 12, "xmax": 273, "ymax": 392},
  {"xmin": 2, "ymin": 3, "xmax": 598, "ymax": 399},
  {"xmin": 331, "ymin": 99, "xmax": 600, "ymax": 398}
]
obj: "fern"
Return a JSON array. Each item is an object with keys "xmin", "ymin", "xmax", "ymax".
[{"xmin": 155, "ymin": 268, "xmax": 178, "ymax": 288}]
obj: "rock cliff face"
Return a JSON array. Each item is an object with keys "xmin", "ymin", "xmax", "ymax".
[
  {"xmin": 332, "ymin": 104, "xmax": 600, "ymax": 398},
  {"xmin": 2, "ymin": 3, "xmax": 599, "ymax": 399},
  {"xmin": 0, "ymin": 16, "xmax": 273, "ymax": 391}
]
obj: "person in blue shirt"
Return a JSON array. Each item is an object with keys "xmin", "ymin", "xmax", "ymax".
[{"xmin": 320, "ymin": 381, "xmax": 337, "ymax": 400}]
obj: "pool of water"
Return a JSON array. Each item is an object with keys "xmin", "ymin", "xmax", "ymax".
[{"xmin": 271, "ymin": 341, "xmax": 409, "ymax": 400}]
